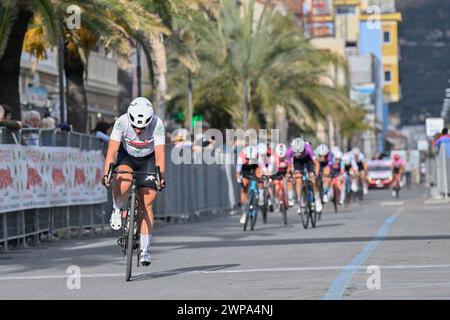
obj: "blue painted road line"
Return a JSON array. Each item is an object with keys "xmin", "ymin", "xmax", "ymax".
[{"xmin": 323, "ymin": 213, "xmax": 400, "ymax": 300}]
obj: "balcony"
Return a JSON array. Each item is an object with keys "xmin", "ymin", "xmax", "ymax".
[
  {"xmin": 85, "ymin": 51, "xmax": 119, "ymax": 95},
  {"xmin": 365, "ymin": 0, "xmax": 396, "ymax": 13}
]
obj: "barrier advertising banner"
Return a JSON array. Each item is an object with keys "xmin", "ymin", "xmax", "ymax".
[{"xmin": 0, "ymin": 145, "xmax": 107, "ymax": 213}]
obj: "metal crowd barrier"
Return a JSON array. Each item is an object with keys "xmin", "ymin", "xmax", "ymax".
[
  {"xmin": 0, "ymin": 127, "xmax": 240, "ymax": 251},
  {"xmin": 436, "ymin": 143, "xmax": 450, "ymax": 198}
]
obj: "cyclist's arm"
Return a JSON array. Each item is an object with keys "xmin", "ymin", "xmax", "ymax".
[
  {"xmin": 154, "ymin": 119, "xmax": 166, "ymax": 175},
  {"xmin": 104, "ymin": 139, "xmax": 120, "ymax": 175}
]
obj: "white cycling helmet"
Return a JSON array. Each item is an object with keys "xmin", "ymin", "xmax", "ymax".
[
  {"xmin": 291, "ymin": 138, "xmax": 305, "ymax": 153},
  {"xmin": 333, "ymin": 150, "xmax": 343, "ymax": 160},
  {"xmin": 275, "ymin": 143, "xmax": 287, "ymax": 158},
  {"xmin": 316, "ymin": 144, "xmax": 329, "ymax": 157},
  {"xmin": 257, "ymin": 143, "xmax": 268, "ymax": 157},
  {"xmin": 331, "ymin": 146, "xmax": 341, "ymax": 155},
  {"xmin": 245, "ymin": 146, "xmax": 258, "ymax": 161},
  {"xmin": 343, "ymin": 154, "xmax": 351, "ymax": 165},
  {"xmin": 352, "ymin": 147, "xmax": 361, "ymax": 156},
  {"xmin": 127, "ymin": 97, "xmax": 154, "ymax": 128}
]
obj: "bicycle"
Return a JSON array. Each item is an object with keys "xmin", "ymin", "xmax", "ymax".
[
  {"xmin": 243, "ymin": 175, "xmax": 260, "ymax": 232},
  {"xmin": 296, "ymin": 167, "xmax": 318, "ymax": 229},
  {"xmin": 106, "ymin": 163, "xmax": 162, "ymax": 282}
]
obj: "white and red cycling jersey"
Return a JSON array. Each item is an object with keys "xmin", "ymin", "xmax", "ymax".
[
  {"xmin": 273, "ymin": 155, "xmax": 291, "ymax": 175},
  {"xmin": 236, "ymin": 150, "xmax": 277, "ymax": 176}
]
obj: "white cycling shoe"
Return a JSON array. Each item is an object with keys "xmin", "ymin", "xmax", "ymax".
[
  {"xmin": 315, "ymin": 200, "xmax": 323, "ymax": 213},
  {"xmin": 140, "ymin": 251, "xmax": 152, "ymax": 267},
  {"xmin": 110, "ymin": 208, "xmax": 122, "ymax": 231},
  {"xmin": 323, "ymin": 194, "xmax": 329, "ymax": 203},
  {"xmin": 239, "ymin": 213, "xmax": 246, "ymax": 224}
]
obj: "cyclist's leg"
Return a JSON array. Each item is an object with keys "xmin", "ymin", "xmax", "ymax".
[
  {"xmin": 273, "ymin": 177, "xmax": 280, "ymax": 203},
  {"xmin": 360, "ymin": 168, "xmax": 368, "ymax": 194},
  {"xmin": 322, "ymin": 167, "xmax": 331, "ymax": 201},
  {"xmin": 287, "ymin": 173, "xmax": 295, "ymax": 206},
  {"xmin": 110, "ymin": 163, "xmax": 133, "ymax": 230},
  {"xmin": 255, "ymin": 167, "xmax": 265, "ymax": 205},
  {"xmin": 138, "ymin": 187, "xmax": 157, "ymax": 255}
]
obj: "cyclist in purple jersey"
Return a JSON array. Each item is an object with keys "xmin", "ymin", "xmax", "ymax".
[{"xmin": 289, "ymin": 138, "xmax": 323, "ymax": 213}]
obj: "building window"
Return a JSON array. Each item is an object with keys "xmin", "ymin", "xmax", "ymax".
[
  {"xmin": 384, "ymin": 71, "xmax": 392, "ymax": 83},
  {"xmin": 336, "ymin": 6, "xmax": 356, "ymax": 15},
  {"xmin": 383, "ymin": 31, "xmax": 391, "ymax": 43}
]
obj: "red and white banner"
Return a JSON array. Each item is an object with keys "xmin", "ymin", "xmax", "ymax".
[{"xmin": 0, "ymin": 145, "xmax": 107, "ymax": 213}]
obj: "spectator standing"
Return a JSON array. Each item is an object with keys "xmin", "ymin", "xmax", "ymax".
[
  {"xmin": 21, "ymin": 110, "xmax": 41, "ymax": 145},
  {"xmin": 0, "ymin": 104, "xmax": 22, "ymax": 130},
  {"xmin": 91, "ymin": 121, "xmax": 112, "ymax": 143},
  {"xmin": 434, "ymin": 128, "xmax": 450, "ymax": 157}
]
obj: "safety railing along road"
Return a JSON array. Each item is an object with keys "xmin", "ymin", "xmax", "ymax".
[{"xmin": 0, "ymin": 127, "xmax": 240, "ymax": 251}]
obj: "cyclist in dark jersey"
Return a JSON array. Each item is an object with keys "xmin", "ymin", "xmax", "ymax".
[{"xmin": 290, "ymin": 138, "xmax": 322, "ymax": 213}]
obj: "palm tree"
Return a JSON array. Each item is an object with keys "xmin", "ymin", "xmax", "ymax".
[
  {"xmin": 0, "ymin": 0, "xmax": 166, "ymax": 131},
  {"xmin": 167, "ymin": 0, "xmax": 352, "ymax": 133}
]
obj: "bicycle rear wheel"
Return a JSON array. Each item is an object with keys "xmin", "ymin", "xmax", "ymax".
[
  {"xmin": 262, "ymin": 189, "xmax": 268, "ymax": 224},
  {"xmin": 243, "ymin": 191, "xmax": 254, "ymax": 232}
]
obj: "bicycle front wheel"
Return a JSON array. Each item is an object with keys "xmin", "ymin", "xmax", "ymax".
[
  {"xmin": 299, "ymin": 185, "xmax": 309, "ymax": 229},
  {"xmin": 125, "ymin": 192, "xmax": 138, "ymax": 282}
]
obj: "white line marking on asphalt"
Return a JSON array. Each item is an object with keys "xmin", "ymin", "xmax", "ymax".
[
  {"xmin": 424, "ymin": 199, "xmax": 450, "ymax": 205},
  {"xmin": 380, "ymin": 201, "xmax": 404, "ymax": 206},
  {"xmin": 2, "ymin": 264, "xmax": 450, "ymax": 281}
]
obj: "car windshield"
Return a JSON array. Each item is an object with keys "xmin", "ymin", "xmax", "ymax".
[{"xmin": 369, "ymin": 166, "xmax": 391, "ymax": 172}]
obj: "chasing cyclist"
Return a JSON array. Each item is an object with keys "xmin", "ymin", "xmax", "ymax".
[
  {"xmin": 315, "ymin": 144, "xmax": 333, "ymax": 203},
  {"xmin": 391, "ymin": 153, "xmax": 405, "ymax": 197},
  {"xmin": 290, "ymin": 138, "xmax": 323, "ymax": 214},
  {"xmin": 272, "ymin": 143, "xmax": 293, "ymax": 209},
  {"xmin": 350, "ymin": 148, "xmax": 369, "ymax": 195},
  {"xmin": 102, "ymin": 97, "xmax": 166, "ymax": 266},
  {"xmin": 236, "ymin": 146, "xmax": 261, "ymax": 224}
]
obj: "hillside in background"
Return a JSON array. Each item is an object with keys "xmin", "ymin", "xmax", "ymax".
[{"xmin": 391, "ymin": 0, "xmax": 450, "ymax": 126}]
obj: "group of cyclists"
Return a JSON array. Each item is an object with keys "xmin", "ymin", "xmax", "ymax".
[
  {"xmin": 235, "ymin": 138, "xmax": 375, "ymax": 225},
  {"xmin": 100, "ymin": 96, "xmax": 406, "ymax": 268}
]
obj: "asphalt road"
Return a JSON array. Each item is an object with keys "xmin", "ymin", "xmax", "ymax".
[{"xmin": 0, "ymin": 185, "xmax": 449, "ymax": 300}]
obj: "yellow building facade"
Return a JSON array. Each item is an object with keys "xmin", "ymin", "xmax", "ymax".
[{"xmin": 304, "ymin": 0, "xmax": 402, "ymax": 102}]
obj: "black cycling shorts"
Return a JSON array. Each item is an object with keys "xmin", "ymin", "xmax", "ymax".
[
  {"xmin": 271, "ymin": 171, "xmax": 286, "ymax": 180},
  {"xmin": 114, "ymin": 145, "xmax": 157, "ymax": 190},
  {"xmin": 357, "ymin": 161, "xmax": 365, "ymax": 172},
  {"xmin": 293, "ymin": 158, "xmax": 315, "ymax": 174},
  {"xmin": 392, "ymin": 167, "xmax": 401, "ymax": 175},
  {"xmin": 241, "ymin": 164, "xmax": 259, "ymax": 179}
]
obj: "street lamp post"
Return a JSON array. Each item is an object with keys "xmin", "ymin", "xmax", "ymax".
[{"xmin": 58, "ymin": 29, "xmax": 67, "ymax": 124}]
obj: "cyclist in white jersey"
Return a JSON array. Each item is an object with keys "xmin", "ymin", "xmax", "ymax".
[{"xmin": 102, "ymin": 97, "xmax": 165, "ymax": 266}]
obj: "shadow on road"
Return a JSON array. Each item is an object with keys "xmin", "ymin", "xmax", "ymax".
[
  {"xmin": 132, "ymin": 263, "xmax": 240, "ymax": 282},
  {"xmin": 152, "ymin": 234, "xmax": 450, "ymax": 250}
]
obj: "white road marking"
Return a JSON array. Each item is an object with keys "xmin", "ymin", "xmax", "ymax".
[
  {"xmin": 424, "ymin": 199, "xmax": 450, "ymax": 205},
  {"xmin": 1, "ymin": 264, "xmax": 450, "ymax": 281},
  {"xmin": 380, "ymin": 201, "xmax": 404, "ymax": 207}
]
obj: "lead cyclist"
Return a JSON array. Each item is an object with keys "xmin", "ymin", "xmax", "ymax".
[{"xmin": 102, "ymin": 97, "xmax": 166, "ymax": 266}]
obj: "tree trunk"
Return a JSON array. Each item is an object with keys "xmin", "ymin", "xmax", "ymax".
[
  {"xmin": 64, "ymin": 45, "xmax": 88, "ymax": 133},
  {"xmin": 151, "ymin": 33, "xmax": 167, "ymax": 121},
  {"xmin": 0, "ymin": 7, "xmax": 33, "ymax": 120}
]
